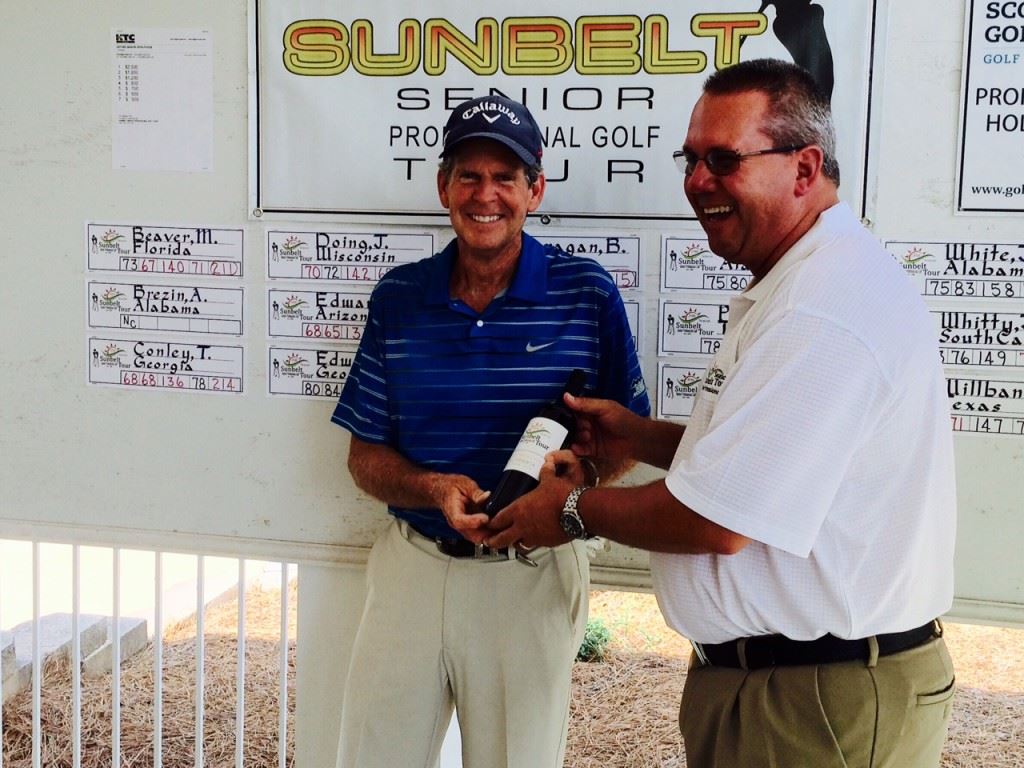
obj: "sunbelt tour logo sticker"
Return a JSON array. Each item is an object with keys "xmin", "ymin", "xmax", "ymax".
[
  {"xmin": 94, "ymin": 287, "xmax": 126, "ymax": 310},
  {"xmin": 900, "ymin": 246, "xmax": 935, "ymax": 271},
  {"xmin": 665, "ymin": 307, "xmax": 708, "ymax": 336},
  {"xmin": 94, "ymin": 343, "xmax": 125, "ymax": 367},
  {"xmin": 668, "ymin": 371, "xmax": 703, "ymax": 399},
  {"xmin": 282, "ymin": 294, "xmax": 307, "ymax": 312},
  {"xmin": 271, "ymin": 235, "xmax": 308, "ymax": 262},
  {"xmin": 273, "ymin": 352, "xmax": 309, "ymax": 379},
  {"xmin": 678, "ymin": 308, "xmax": 708, "ymax": 325},
  {"xmin": 272, "ymin": 294, "xmax": 308, "ymax": 320},
  {"xmin": 92, "ymin": 229, "xmax": 128, "ymax": 255},
  {"xmin": 667, "ymin": 242, "xmax": 712, "ymax": 271}
]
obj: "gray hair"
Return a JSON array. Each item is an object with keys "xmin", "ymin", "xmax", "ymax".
[
  {"xmin": 438, "ymin": 154, "xmax": 542, "ymax": 187},
  {"xmin": 703, "ymin": 58, "xmax": 840, "ymax": 185}
]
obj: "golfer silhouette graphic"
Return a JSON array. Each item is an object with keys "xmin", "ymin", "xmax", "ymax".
[{"xmin": 758, "ymin": 0, "xmax": 835, "ymax": 100}]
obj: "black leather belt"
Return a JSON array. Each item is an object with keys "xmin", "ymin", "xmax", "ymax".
[
  {"xmin": 407, "ymin": 523, "xmax": 509, "ymax": 559},
  {"xmin": 692, "ymin": 620, "xmax": 940, "ymax": 670},
  {"xmin": 434, "ymin": 537, "xmax": 509, "ymax": 559}
]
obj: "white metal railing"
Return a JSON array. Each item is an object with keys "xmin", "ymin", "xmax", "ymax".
[
  {"xmin": 0, "ymin": 540, "xmax": 295, "ymax": 768},
  {"xmin": 1, "ymin": 550, "xmax": 3, "ymax": 768},
  {"xmin": 278, "ymin": 565, "xmax": 289, "ymax": 768},
  {"xmin": 113, "ymin": 547, "xmax": 122, "ymax": 768},
  {"xmin": 195, "ymin": 554, "xmax": 204, "ymax": 768},
  {"xmin": 31, "ymin": 542, "xmax": 40, "ymax": 768},
  {"xmin": 73, "ymin": 545, "xmax": 82, "ymax": 768},
  {"xmin": 155, "ymin": 551, "xmax": 163, "ymax": 768},
  {"xmin": 235, "ymin": 558, "xmax": 245, "ymax": 768}
]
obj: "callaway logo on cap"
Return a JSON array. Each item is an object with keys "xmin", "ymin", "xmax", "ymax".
[{"xmin": 440, "ymin": 95, "xmax": 544, "ymax": 168}]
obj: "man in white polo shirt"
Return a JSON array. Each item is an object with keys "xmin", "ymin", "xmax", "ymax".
[{"xmin": 487, "ymin": 58, "xmax": 957, "ymax": 768}]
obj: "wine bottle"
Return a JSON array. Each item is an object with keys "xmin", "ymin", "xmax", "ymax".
[{"xmin": 485, "ymin": 369, "xmax": 587, "ymax": 517}]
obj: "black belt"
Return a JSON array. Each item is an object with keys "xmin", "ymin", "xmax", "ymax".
[
  {"xmin": 692, "ymin": 620, "xmax": 940, "ymax": 670},
  {"xmin": 435, "ymin": 537, "xmax": 509, "ymax": 559},
  {"xmin": 407, "ymin": 523, "xmax": 509, "ymax": 559}
]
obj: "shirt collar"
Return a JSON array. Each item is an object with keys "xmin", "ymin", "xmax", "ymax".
[
  {"xmin": 741, "ymin": 201, "xmax": 852, "ymax": 304},
  {"xmin": 425, "ymin": 232, "xmax": 549, "ymax": 306},
  {"xmin": 426, "ymin": 240, "xmax": 458, "ymax": 306},
  {"xmin": 505, "ymin": 232, "xmax": 548, "ymax": 303}
]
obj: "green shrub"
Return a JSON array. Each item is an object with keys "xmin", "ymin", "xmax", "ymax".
[{"xmin": 576, "ymin": 618, "xmax": 612, "ymax": 662}]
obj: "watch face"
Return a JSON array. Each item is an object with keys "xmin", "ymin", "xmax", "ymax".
[{"xmin": 560, "ymin": 510, "xmax": 585, "ymax": 539}]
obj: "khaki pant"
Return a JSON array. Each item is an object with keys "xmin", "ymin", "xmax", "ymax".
[
  {"xmin": 680, "ymin": 634, "xmax": 955, "ymax": 768},
  {"xmin": 336, "ymin": 520, "xmax": 589, "ymax": 768}
]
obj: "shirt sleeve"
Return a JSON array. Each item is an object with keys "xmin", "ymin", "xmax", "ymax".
[
  {"xmin": 330, "ymin": 290, "xmax": 392, "ymax": 444},
  {"xmin": 665, "ymin": 309, "xmax": 890, "ymax": 557}
]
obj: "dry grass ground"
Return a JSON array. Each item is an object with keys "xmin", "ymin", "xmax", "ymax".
[
  {"xmin": 3, "ymin": 585, "xmax": 1021, "ymax": 766},
  {"xmin": 1, "ymin": 582, "xmax": 297, "ymax": 768},
  {"xmin": 566, "ymin": 590, "xmax": 1024, "ymax": 767}
]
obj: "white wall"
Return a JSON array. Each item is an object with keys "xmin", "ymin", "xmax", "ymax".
[
  {"xmin": 2, "ymin": 2, "xmax": 1022, "ymax": 765},
  {"xmin": 1, "ymin": 5, "xmax": 1022, "ymax": 763}
]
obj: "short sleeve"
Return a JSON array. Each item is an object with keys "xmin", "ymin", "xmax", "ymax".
[
  {"xmin": 330, "ymin": 291, "xmax": 392, "ymax": 444},
  {"xmin": 665, "ymin": 310, "xmax": 889, "ymax": 556}
]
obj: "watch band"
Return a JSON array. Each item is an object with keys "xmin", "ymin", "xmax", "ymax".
[{"xmin": 560, "ymin": 485, "xmax": 593, "ymax": 540}]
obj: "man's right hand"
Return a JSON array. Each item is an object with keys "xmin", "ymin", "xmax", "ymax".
[{"xmin": 433, "ymin": 475, "xmax": 491, "ymax": 544}]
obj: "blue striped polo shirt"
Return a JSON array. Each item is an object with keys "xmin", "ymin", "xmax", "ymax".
[{"xmin": 331, "ymin": 232, "xmax": 650, "ymax": 539}]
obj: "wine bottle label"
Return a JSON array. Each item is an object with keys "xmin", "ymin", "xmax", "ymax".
[{"xmin": 502, "ymin": 416, "xmax": 570, "ymax": 480}]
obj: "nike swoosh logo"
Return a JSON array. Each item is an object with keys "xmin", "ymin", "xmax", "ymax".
[
  {"xmin": 526, "ymin": 341, "xmax": 556, "ymax": 353},
  {"xmin": 482, "ymin": 114, "xmax": 501, "ymax": 124}
]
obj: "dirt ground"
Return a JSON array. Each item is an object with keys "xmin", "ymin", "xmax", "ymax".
[{"xmin": 2, "ymin": 585, "xmax": 1021, "ymax": 766}]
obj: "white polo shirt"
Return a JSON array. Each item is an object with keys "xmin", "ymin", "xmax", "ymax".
[{"xmin": 651, "ymin": 203, "xmax": 956, "ymax": 644}]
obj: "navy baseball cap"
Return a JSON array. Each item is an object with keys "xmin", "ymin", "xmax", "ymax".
[{"xmin": 440, "ymin": 95, "xmax": 543, "ymax": 167}]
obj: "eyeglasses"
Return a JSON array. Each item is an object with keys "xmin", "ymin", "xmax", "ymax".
[{"xmin": 672, "ymin": 145, "xmax": 806, "ymax": 177}]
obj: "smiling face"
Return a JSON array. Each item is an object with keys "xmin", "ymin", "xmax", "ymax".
[
  {"xmin": 683, "ymin": 90, "xmax": 813, "ymax": 280},
  {"xmin": 438, "ymin": 138, "xmax": 545, "ymax": 264}
]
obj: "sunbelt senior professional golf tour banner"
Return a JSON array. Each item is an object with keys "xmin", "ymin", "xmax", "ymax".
[{"xmin": 253, "ymin": 1, "xmax": 876, "ymax": 219}]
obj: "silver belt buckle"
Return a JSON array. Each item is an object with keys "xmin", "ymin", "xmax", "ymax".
[{"xmin": 473, "ymin": 543, "xmax": 508, "ymax": 562}]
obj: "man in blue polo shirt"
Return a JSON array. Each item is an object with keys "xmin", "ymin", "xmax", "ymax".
[{"xmin": 330, "ymin": 95, "xmax": 649, "ymax": 768}]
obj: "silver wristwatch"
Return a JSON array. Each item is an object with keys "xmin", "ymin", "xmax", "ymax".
[{"xmin": 559, "ymin": 485, "xmax": 592, "ymax": 540}]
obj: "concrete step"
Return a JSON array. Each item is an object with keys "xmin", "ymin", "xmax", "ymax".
[
  {"xmin": 82, "ymin": 617, "xmax": 149, "ymax": 678},
  {"xmin": 11, "ymin": 613, "xmax": 109, "ymax": 666},
  {"xmin": 1, "ymin": 630, "xmax": 14, "ymax": 678},
  {"xmin": 1, "ymin": 613, "xmax": 131, "ymax": 701},
  {"xmin": 1, "ymin": 630, "xmax": 19, "ymax": 703},
  {"xmin": 2, "ymin": 657, "xmax": 31, "ymax": 704}
]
